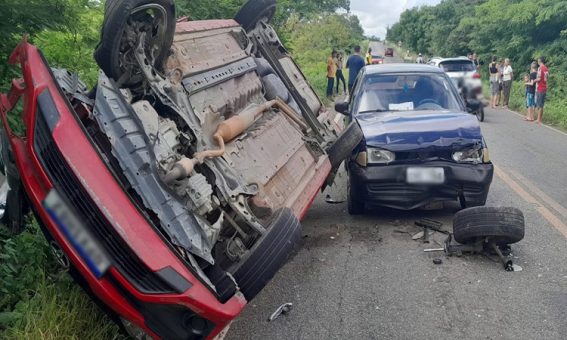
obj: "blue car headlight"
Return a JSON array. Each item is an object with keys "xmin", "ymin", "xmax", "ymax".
[
  {"xmin": 367, "ymin": 148, "xmax": 396, "ymax": 165},
  {"xmin": 452, "ymin": 148, "xmax": 484, "ymax": 164}
]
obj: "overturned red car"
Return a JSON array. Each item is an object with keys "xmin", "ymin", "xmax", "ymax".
[{"xmin": 0, "ymin": 0, "xmax": 361, "ymax": 338}]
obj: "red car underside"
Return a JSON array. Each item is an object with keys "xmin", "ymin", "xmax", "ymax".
[{"xmin": 0, "ymin": 41, "xmax": 330, "ymax": 338}]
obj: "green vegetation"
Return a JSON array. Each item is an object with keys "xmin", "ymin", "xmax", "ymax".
[
  {"xmin": 286, "ymin": 13, "xmax": 366, "ymax": 99},
  {"xmin": 387, "ymin": 0, "xmax": 567, "ymax": 129},
  {"xmin": 0, "ymin": 220, "xmax": 125, "ymax": 339},
  {"xmin": 0, "ymin": 0, "xmax": 364, "ymax": 338}
]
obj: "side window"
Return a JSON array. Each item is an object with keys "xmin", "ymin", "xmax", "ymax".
[{"xmin": 349, "ymin": 74, "xmax": 363, "ymax": 113}]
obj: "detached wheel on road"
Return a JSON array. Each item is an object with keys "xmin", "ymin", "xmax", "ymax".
[
  {"xmin": 94, "ymin": 0, "xmax": 176, "ymax": 86},
  {"xmin": 453, "ymin": 207, "xmax": 525, "ymax": 245},
  {"xmin": 232, "ymin": 208, "xmax": 301, "ymax": 301},
  {"xmin": 326, "ymin": 122, "xmax": 364, "ymax": 171},
  {"xmin": 235, "ymin": 0, "xmax": 277, "ymax": 32},
  {"xmin": 347, "ymin": 175, "xmax": 364, "ymax": 215}
]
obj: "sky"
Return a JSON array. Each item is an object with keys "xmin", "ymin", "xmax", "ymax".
[{"xmin": 349, "ymin": 0, "xmax": 443, "ymax": 39}]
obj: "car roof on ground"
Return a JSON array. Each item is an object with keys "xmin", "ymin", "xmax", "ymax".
[{"xmin": 364, "ymin": 64, "xmax": 444, "ymax": 75}]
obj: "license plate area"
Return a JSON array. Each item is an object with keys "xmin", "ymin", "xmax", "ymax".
[
  {"xmin": 43, "ymin": 190, "xmax": 110, "ymax": 278},
  {"xmin": 406, "ymin": 167, "xmax": 445, "ymax": 184}
]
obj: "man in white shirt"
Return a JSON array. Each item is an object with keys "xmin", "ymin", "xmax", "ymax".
[
  {"xmin": 501, "ymin": 58, "xmax": 514, "ymax": 108},
  {"xmin": 416, "ymin": 53, "xmax": 424, "ymax": 64}
]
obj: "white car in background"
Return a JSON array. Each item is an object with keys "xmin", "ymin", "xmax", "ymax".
[{"xmin": 429, "ymin": 57, "xmax": 483, "ymax": 99}]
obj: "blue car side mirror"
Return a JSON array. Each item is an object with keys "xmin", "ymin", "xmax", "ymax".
[{"xmin": 335, "ymin": 101, "xmax": 350, "ymax": 115}]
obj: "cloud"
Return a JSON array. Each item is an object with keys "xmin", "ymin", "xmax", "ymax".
[{"xmin": 349, "ymin": 0, "xmax": 442, "ymax": 39}]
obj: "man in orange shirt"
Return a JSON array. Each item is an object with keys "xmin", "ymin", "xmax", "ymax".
[{"xmin": 326, "ymin": 50, "xmax": 337, "ymax": 98}]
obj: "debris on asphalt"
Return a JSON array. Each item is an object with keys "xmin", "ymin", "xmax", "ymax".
[
  {"xmin": 412, "ymin": 230, "xmax": 435, "ymax": 242},
  {"xmin": 412, "ymin": 231, "xmax": 425, "ymax": 240},
  {"xmin": 415, "ymin": 219, "xmax": 449, "ymax": 235},
  {"xmin": 325, "ymin": 194, "xmax": 345, "ymax": 204},
  {"xmin": 394, "ymin": 229, "xmax": 412, "ymax": 236},
  {"xmin": 268, "ymin": 303, "xmax": 293, "ymax": 322},
  {"xmin": 424, "ymin": 232, "xmax": 524, "ymax": 272},
  {"xmin": 433, "ymin": 258, "xmax": 443, "ymax": 265}
]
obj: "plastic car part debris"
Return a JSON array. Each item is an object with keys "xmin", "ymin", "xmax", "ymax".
[
  {"xmin": 414, "ymin": 219, "xmax": 449, "ymax": 244},
  {"xmin": 433, "ymin": 258, "xmax": 443, "ymax": 265},
  {"xmin": 412, "ymin": 231, "xmax": 426, "ymax": 240},
  {"xmin": 268, "ymin": 303, "xmax": 293, "ymax": 322},
  {"xmin": 325, "ymin": 194, "xmax": 344, "ymax": 204},
  {"xmin": 415, "ymin": 219, "xmax": 449, "ymax": 234}
]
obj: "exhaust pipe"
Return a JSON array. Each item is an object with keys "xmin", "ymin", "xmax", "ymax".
[{"xmin": 164, "ymin": 99, "xmax": 306, "ymax": 184}]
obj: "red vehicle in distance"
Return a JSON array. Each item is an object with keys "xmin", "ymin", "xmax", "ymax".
[{"xmin": 371, "ymin": 55, "xmax": 384, "ymax": 64}]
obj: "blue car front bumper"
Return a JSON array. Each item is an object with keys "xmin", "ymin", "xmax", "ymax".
[{"xmin": 348, "ymin": 161, "xmax": 494, "ymax": 210}]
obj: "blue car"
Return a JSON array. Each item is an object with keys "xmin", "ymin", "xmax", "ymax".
[{"xmin": 335, "ymin": 64, "xmax": 494, "ymax": 214}]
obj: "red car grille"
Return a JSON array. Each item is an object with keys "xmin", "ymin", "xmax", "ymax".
[{"xmin": 33, "ymin": 114, "xmax": 174, "ymax": 294}]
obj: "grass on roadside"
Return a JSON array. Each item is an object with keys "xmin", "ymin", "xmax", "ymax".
[{"xmin": 0, "ymin": 219, "xmax": 124, "ymax": 339}]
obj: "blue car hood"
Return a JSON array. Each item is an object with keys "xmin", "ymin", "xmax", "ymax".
[{"xmin": 356, "ymin": 110, "xmax": 483, "ymax": 152}]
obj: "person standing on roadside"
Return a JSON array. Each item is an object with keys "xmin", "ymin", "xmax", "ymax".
[
  {"xmin": 524, "ymin": 61, "xmax": 538, "ymax": 121},
  {"xmin": 335, "ymin": 52, "xmax": 347, "ymax": 95},
  {"xmin": 326, "ymin": 50, "xmax": 337, "ymax": 99},
  {"xmin": 366, "ymin": 48, "xmax": 373, "ymax": 65},
  {"xmin": 497, "ymin": 58, "xmax": 505, "ymax": 106},
  {"xmin": 501, "ymin": 58, "xmax": 514, "ymax": 108},
  {"xmin": 472, "ymin": 53, "xmax": 480, "ymax": 70},
  {"xmin": 346, "ymin": 45, "xmax": 365, "ymax": 95},
  {"xmin": 489, "ymin": 56, "xmax": 500, "ymax": 109},
  {"xmin": 416, "ymin": 53, "xmax": 424, "ymax": 64},
  {"xmin": 535, "ymin": 56, "xmax": 549, "ymax": 124}
]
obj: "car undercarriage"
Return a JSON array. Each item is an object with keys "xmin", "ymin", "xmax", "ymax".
[{"xmin": 0, "ymin": 0, "xmax": 362, "ymax": 338}]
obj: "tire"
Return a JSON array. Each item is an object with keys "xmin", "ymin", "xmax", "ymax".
[
  {"xmin": 326, "ymin": 122, "xmax": 364, "ymax": 170},
  {"xmin": 477, "ymin": 104, "xmax": 485, "ymax": 122},
  {"xmin": 0, "ymin": 128, "xmax": 29, "ymax": 235},
  {"xmin": 286, "ymin": 97, "xmax": 301, "ymax": 115},
  {"xmin": 233, "ymin": 208, "xmax": 301, "ymax": 301},
  {"xmin": 453, "ymin": 207, "xmax": 525, "ymax": 245},
  {"xmin": 2, "ymin": 184, "xmax": 29, "ymax": 235},
  {"xmin": 255, "ymin": 57, "xmax": 274, "ymax": 77},
  {"xmin": 347, "ymin": 175, "xmax": 364, "ymax": 215},
  {"xmin": 235, "ymin": 0, "xmax": 277, "ymax": 32},
  {"xmin": 203, "ymin": 264, "xmax": 237, "ymax": 304},
  {"xmin": 262, "ymin": 73, "xmax": 289, "ymax": 102},
  {"xmin": 94, "ymin": 0, "xmax": 176, "ymax": 84},
  {"xmin": 0, "ymin": 128, "xmax": 19, "ymax": 190}
]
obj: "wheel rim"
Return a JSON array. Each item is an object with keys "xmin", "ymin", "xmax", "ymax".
[{"xmin": 117, "ymin": 4, "xmax": 169, "ymax": 80}]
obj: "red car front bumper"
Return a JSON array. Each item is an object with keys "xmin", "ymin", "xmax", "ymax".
[{"xmin": 1, "ymin": 42, "xmax": 249, "ymax": 339}]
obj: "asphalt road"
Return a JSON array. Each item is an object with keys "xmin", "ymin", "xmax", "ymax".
[
  {"xmin": 369, "ymin": 41, "xmax": 405, "ymax": 64},
  {"xmin": 228, "ymin": 107, "xmax": 567, "ymax": 339}
]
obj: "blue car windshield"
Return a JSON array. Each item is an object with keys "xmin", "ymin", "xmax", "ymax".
[{"xmin": 356, "ymin": 73, "xmax": 462, "ymax": 115}]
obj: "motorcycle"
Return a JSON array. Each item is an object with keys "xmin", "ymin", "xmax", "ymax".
[{"xmin": 457, "ymin": 78, "xmax": 485, "ymax": 122}]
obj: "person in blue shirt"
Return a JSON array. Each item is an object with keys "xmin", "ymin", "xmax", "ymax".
[{"xmin": 346, "ymin": 45, "xmax": 365, "ymax": 95}]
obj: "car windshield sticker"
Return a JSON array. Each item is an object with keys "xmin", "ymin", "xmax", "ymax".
[{"xmin": 389, "ymin": 102, "xmax": 414, "ymax": 111}]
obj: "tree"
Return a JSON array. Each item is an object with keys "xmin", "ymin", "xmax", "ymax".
[{"xmin": 0, "ymin": 0, "xmax": 103, "ymax": 89}]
